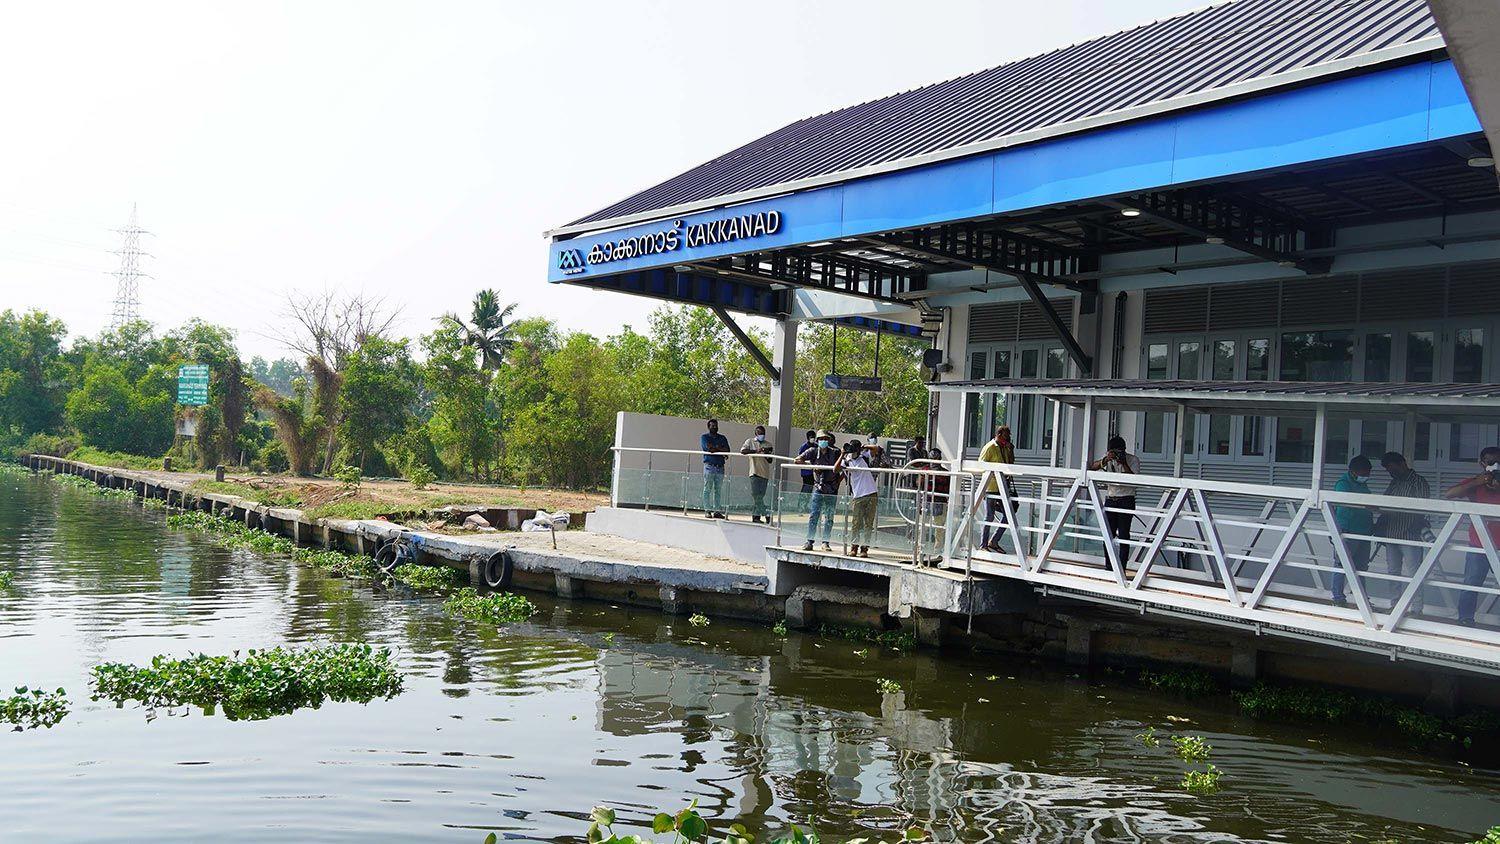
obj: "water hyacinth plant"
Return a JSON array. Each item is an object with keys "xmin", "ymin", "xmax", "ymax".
[
  {"xmin": 393, "ymin": 563, "xmax": 463, "ymax": 591},
  {"xmin": 0, "ymin": 570, "xmax": 14, "ymax": 590},
  {"xmin": 558, "ymin": 803, "xmax": 928, "ymax": 844},
  {"xmin": 688, "ymin": 613, "xmax": 710, "ymax": 627},
  {"xmin": 876, "ymin": 678, "xmax": 902, "ymax": 694},
  {"xmin": 1180, "ymin": 764, "xmax": 1223, "ymax": 795},
  {"xmin": 90, "ymin": 644, "xmax": 404, "ymax": 721},
  {"xmin": 165, "ymin": 511, "xmax": 380, "ymax": 580},
  {"xmin": 1, "ymin": 687, "xmax": 69, "ymax": 730},
  {"xmin": 443, "ymin": 587, "xmax": 536, "ymax": 625},
  {"xmin": 1171, "ymin": 734, "xmax": 1212, "ymax": 763}
]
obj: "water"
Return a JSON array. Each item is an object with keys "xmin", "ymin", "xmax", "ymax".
[{"xmin": 1, "ymin": 470, "xmax": 1495, "ymax": 843}]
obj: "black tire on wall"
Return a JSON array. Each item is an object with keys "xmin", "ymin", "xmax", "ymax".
[
  {"xmin": 374, "ymin": 542, "xmax": 403, "ymax": 574},
  {"xmin": 483, "ymin": 549, "xmax": 514, "ymax": 590}
]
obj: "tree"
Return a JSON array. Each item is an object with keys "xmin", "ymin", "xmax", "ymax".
[
  {"xmin": 422, "ymin": 324, "xmax": 497, "ymax": 480},
  {"xmin": 65, "ymin": 362, "xmax": 174, "ymax": 456},
  {"xmin": 443, "ymin": 289, "xmax": 517, "ymax": 382},
  {"xmin": 338, "ymin": 337, "xmax": 418, "ymax": 472},
  {"xmin": 0, "ymin": 309, "xmax": 69, "ymax": 437},
  {"xmin": 248, "ymin": 356, "xmax": 306, "ymax": 397}
]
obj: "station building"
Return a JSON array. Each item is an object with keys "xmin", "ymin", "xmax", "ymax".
[{"xmin": 548, "ymin": 0, "xmax": 1500, "ymax": 678}]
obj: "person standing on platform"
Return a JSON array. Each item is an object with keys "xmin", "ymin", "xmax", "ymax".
[
  {"xmin": 978, "ymin": 425, "xmax": 1017, "ymax": 553},
  {"xmin": 1329, "ymin": 455, "xmax": 1375, "ymax": 607},
  {"xmin": 1378, "ymin": 451, "xmax": 1432, "ymax": 609},
  {"xmin": 1090, "ymin": 436, "xmax": 1141, "ymax": 548},
  {"xmin": 1444, "ymin": 445, "xmax": 1500, "ymax": 626},
  {"xmin": 740, "ymin": 425, "xmax": 774, "ymax": 524},
  {"xmin": 797, "ymin": 429, "xmax": 817, "ymax": 509},
  {"xmin": 794, "ymin": 430, "xmax": 841, "ymax": 552},
  {"xmin": 844, "ymin": 441, "xmax": 880, "ymax": 557},
  {"xmin": 699, "ymin": 419, "xmax": 730, "ymax": 519}
]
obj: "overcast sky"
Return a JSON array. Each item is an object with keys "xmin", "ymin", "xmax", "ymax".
[{"xmin": 1, "ymin": 0, "xmax": 1204, "ymax": 360}]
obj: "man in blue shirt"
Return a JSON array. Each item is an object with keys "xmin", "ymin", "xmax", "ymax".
[
  {"xmin": 700, "ymin": 419, "xmax": 731, "ymax": 519},
  {"xmin": 1330, "ymin": 455, "xmax": 1375, "ymax": 607}
]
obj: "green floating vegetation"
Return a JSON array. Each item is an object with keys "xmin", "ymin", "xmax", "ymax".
[
  {"xmin": 1, "ymin": 686, "xmax": 69, "ymax": 730},
  {"xmin": 1233, "ymin": 681, "xmax": 1500, "ymax": 747},
  {"xmin": 392, "ymin": 563, "xmax": 462, "ymax": 591},
  {"xmin": 443, "ymin": 587, "xmax": 536, "ymax": 625},
  {"xmin": 771, "ymin": 619, "xmax": 788, "ymax": 636},
  {"xmin": 47, "ymin": 472, "xmax": 137, "ymax": 501},
  {"xmin": 566, "ymin": 803, "xmax": 927, "ymax": 844},
  {"xmin": 90, "ymin": 644, "xmax": 404, "ymax": 721},
  {"xmin": 688, "ymin": 613, "xmax": 710, "ymax": 627},
  {"xmin": 165, "ymin": 511, "xmax": 379, "ymax": 580},
  {"xmin": 1470, "ymin": 827, "xmax": 1500, "ymax": 844},
  {"xmin": 0, "ymin": 570, "xmax": 14, "ymax": 590},
  {"xmin": 1139, "ymin": 667, "xmax": 1223, "ymax": 698},
  {"xmin": 1180, "ymin": 764, "xmax": 1222, "ymax": 795},
  {"xmin": 1135, "ymin": 725, "xmax": 1160, "ymax": 748},
  {"xmin": 876, "ymin": 678, "xmax": 902, "ymax": 694},
  {"xmin": 815, "ymin": 623, "xmax": 917, "ymax": 650},
  {"xmin": 1171, "ymin": 734, "xmax": 1212, "ymax": 763}
]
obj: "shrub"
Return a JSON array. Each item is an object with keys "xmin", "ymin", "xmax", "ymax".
[
  {"xmin": 22, "ymin": 432, "xmax": 77, "ymax": 458},
  {"xmin": 334, "ymin": 464, "xmax": 361, "ymax": 492},
  {"xmin": 443, "ymin": 587, "xmax": 536, "ymax": 625},
  {"xmin": 407, "ymin": 464, "xmax": 435, "ymax": 490},
  {"xmin": 0, "ymin": 687, "xmax": 69, "ymax": 730},
  {"xmin": 90, "ymin": 644, "xmax": 404, "ymax": 721}
]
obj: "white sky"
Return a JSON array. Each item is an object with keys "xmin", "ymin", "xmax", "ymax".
[{"xmin": 0, "ymin": 0, "xmax": 1204, "ymax": 359}]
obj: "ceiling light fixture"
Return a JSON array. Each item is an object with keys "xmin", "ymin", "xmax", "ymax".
[
  {"xmin": 1468, "ymin": 155, "xmax": 1496, "ymax": 169},
  {"xmin": 1205, "ymin": 236, "xmax": 1226, "ymax": 245},
  {"xmin": 1119, "ymin": 207, "xmax": 1142, "ymax": 217}
]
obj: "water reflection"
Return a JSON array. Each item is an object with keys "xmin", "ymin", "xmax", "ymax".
[{"xmin": 0, "ymin": 470, "xmax": 1494, "ymax": 843}]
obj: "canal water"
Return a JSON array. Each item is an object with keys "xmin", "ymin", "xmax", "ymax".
[{"xmin": 1, "ymin": 469, "xmax": 1495, "ymax": 843}]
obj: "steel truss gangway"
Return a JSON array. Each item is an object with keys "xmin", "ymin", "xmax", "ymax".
[{"xmin": 927, "ymin": 378, "xmax": 1500, "ymax": 676}]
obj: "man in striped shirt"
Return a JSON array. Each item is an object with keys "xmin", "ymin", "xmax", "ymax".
[{"xmin": 1379, "ymin": 451, "xmax": 1431, "ymax": 610}]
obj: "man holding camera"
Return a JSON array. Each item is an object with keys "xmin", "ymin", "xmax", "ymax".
[
  {"xmin": 1090, "ymin": 436, "xmax": 1140, "ymax": 547},
  {"xmin": 1443, "ymin": 445, "xmax": 1500, "ymax": 626}
]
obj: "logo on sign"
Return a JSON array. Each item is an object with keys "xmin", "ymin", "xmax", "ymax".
[{"xmin": 557, "ymin": 248, "xmax": 586, "ymax": 275}]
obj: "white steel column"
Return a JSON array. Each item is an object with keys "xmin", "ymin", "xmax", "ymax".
[
  {"xmin": 1311, "ymin": 404, "xmax": 1328, "ymax": 497},
  {"xmin": 769, "ymin": 320, "xmax": 798, "ymax": 458}
]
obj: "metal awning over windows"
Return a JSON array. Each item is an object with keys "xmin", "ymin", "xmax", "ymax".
[{"xmin": 929, "ymin": 377, "xmax": 1500, "ymax": 420}]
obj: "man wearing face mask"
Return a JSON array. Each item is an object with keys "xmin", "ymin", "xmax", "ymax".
[
  {"xmin": 844, "ymin": 440, "xmax": 880, "ymax": 557},
  {"xmin": 978, "ymin": 425, "xmax": 1017, "ymax": 553},
  {"xmin": 1329, "ymin": 455, "xmax": 1375, "ymax": 607},
  {"xmin": 740, "ymin": 425, "xmax": 774, "ymax": 524},
  {"xmin": 700, "ymin": 419, "xmax": 730, "ymax": 519},
  {"xmin": 1443, "ymin": 445, "xmax": 1500, "ymax": 626},
  {"xmin": 793, "ymin": 430, "xmax": 841, "ymax": 551}
]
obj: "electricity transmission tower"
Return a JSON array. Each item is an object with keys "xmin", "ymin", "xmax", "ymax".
[{"xmin": 109, "ymin": 204, "xmax": 151, "ymax": 330}]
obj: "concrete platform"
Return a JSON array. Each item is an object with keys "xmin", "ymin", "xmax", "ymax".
[
  {"xmin": 766, "ymin": 546, "xmax": 1036, "ymax": 619},
  {"xmin": 585, "ymin": 506, "xmax": 778, "ymax": 563}
]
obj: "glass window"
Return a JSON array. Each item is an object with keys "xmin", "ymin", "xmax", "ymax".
[
  {"xmin": 1177, "ymin": 341, "xmax": 1202, "ymax": 380},
  {"xmin": 1246, "ymin": 339, "xmax": 1270, "ymax": 381},
  {"xmin": 1016, "ymin": 350, "xmax": 1039, "ymax": 451},
  {"xmin": 965, "ymin": 393, "xmax": 983, "ymax": 449},
  {"xmin": 1243, "ymin": 415, "xmax": 1266, "ymax": 456},
  {"xmin": 1045, "ymin": 347, "xmax": 1066, "ymax": 379},
  {"xmin": 1208, "ymin": 415, "xmax": 1232, "ymax": 456},
  {"xmin": 993, "ymin": 349, "xmax": 1013, "ymax": 380},
  {"xmin": 1360, "ymin": 332, "xmax": 1393, "ymax": 459},
  {"xmin": 968, "ymin": 351, "xmax": 987, "ymax": 380},
  {"xmin": 1206, "ymin": 340, "xmax": 1236, "ymax": 456},
  {"xmin": 1146, "ymin": 344, "xmax": 1168, "ymax": 379},
  {"xmin": 1450, "ymin": 329, "xmax": 1488, "ymax": 461},
  {"xmin": 1212, "ymin": 340, "xmax": 1235, "ymax": 380},
  {"xmin": 1407, "ymin": 331, "xmax": 1436, "ymax": 382},
  {"xmin": 1280, "ymin": 330, "xmax": 1353, "ymax": 382}
]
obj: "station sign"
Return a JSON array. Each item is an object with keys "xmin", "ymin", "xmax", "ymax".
[
  {"xmin": 824, "ymin": 374, "xmax": 883, "ymax": 392},
  {"xmin": 177, "ymin": 364, "xmax": 210, "ymax": 406}
]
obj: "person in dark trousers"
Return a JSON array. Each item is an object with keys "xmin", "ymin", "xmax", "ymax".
[
  {"xmin": 699, "ymin": 419, "xmax": 730, "ymax": 519},
  {"xmin": 1379, "ymin": 451, "xmax": 1431, "ymax": 608},
  {"xmin": 796, "ymin": 430, "xmax": 817, "ymax": 508},
  {"xmin": 1444, "ymin": 445, "xmax": 1500, "ymax": 626},
  {"xmin": 978, "ymin": 425, "xmax": 1016, "ymax": 553},
  {"xmin": 1090, "ymin": 435, "xmax": 1140, "ymax": 549},
  {"xmin": 1329, "ymin": 455, "xmax": 1375, "ymax": 607},
  {"xmin": 794, "ymin": 430, "xmax": 841, "ymax": 551},
  {"xmin": 740, "ymin": 425, "xmax": 774, "ymax": 524}
]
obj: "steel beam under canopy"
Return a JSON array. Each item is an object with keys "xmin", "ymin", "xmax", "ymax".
[
  {"xmin": 710, "ymin": 306, "xmax": 780, "ymax": 382},
  {"xmin": 1101, "ymin": 190, "xmax": 1333, "ymax": 274}
]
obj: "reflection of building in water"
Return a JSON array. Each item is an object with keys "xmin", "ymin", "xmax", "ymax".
[{"xmin": 593, "ymin": 640, "xmax": 969, "ymax": 830}]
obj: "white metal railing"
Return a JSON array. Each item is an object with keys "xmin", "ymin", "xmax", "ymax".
[{"xmin": 949, "ymin": 457, "xmax": 1500, "ymax": 663}]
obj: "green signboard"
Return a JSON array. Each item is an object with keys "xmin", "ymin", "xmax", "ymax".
[{"xmin": 177, "ymin": 364, "xmax": 210, "ymax": 406}]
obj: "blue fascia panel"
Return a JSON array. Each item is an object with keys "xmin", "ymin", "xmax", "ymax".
[
  {"xmin": 1170, "ymin": 61, "xmax": 1435, "ymax": 185},
  {"xmin": 1427, "ymin": 58, "xmax": 1484, "ymax": 140},
  {"xmin": 840, "ymin": 154, "xmax": 993, "ymax": 236},
  {"xmin": 551, "ymin": 59, "xmax": 1479, "ymax": 286},
  {"xmin": 993, "ymin": 119, "xmax": 1177, "ymax": 214}
]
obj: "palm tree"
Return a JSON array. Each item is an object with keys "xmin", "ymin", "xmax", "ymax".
[{"xmin": 443, "ymin": 289, "xmax": 516, "ymax": 383}]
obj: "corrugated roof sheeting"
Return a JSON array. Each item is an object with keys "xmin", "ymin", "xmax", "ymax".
[{"xmin": 570, "ymin": 0, "xmax": 1441, "ymax": 228}]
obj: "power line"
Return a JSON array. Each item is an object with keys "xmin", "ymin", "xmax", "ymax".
[{"xmin": 109, "ymin": 204, "xmax": 152, "ymax": 330}]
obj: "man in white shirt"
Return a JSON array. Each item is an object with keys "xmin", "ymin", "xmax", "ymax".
[
  {"xmin": 1090, "ymin": 436, "xmax": 1141, "ymax": 548},
  {"xmin": 844, "ymin": 444, "xmax": 880, "ymax": 557},
  {"xmin": 739, "ymin": 425, "xmax": 774, "ymax": 523}
]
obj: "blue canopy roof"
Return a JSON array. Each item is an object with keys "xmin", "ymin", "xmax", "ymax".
[{"xmin": 559, "ymin": 0, "xmax": 1443, "ymax": 235}]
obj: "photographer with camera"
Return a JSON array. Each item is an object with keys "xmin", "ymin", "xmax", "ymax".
[
  {"xmin": 1443, "ymin": 445, "xmax": 1500, "ymax": 626},
  {"xmin": 1089, "ymin": 435, "xmax": 1140, "ymax": 546}
]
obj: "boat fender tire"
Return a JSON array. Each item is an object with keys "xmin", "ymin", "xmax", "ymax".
[
  {"xmin": 483, "ymin": 549, "xmax": 514, "ymax": 590},
  {"xmin": 374, "ymin": 541, "xmax": 403, "ymax": 574}
]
